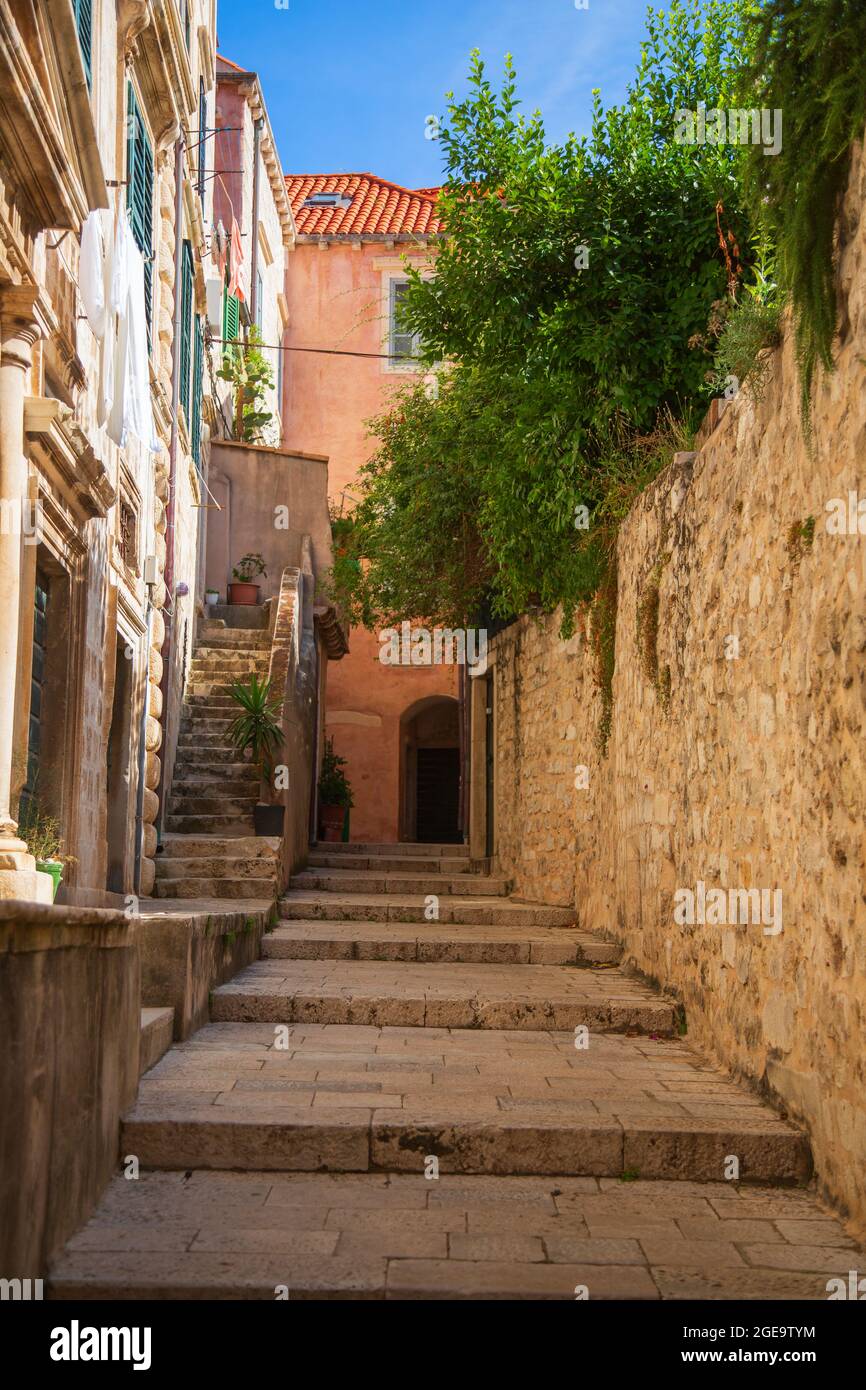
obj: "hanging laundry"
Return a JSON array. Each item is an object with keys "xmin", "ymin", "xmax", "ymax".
[
  {"xmin": 80, "ymin": 210, "xmax": 109, "ymax": 338},
  {"xmin": 107, "ymin": 211, "xmax": 158, "ymax": 454},
  {"xmin": 228, "ymin": 217, "xmax": 247, "ymax": 303}
]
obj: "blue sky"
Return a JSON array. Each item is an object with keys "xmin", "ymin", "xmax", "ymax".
[{"xmin": 216, "ymin": 0, "xmax": 654, "ymax": 188}]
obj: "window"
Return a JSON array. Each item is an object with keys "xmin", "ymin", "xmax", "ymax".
[
  {"xmin": 126, "ymin": 84, "xmax": 154, "ymax": 333},
  {"xmin": 191, "ymin": 316, "xmax": 204, "ymax": 466},
  {"xmin": 180, "ymin": 240, "xmax": 194, "ymax": 417},
  {"xmin": 389, "ymin": 280, "xmax": 421, "ymax": 364},
  {"xmin": 223, "ymin": 285, "xmax": 240, "ymax": 345},
  {"xmin": 74, "ymin": 0, "xmax": 93, "ymax": 90},
  {"xmin": 182, "ymin": 0, "xmax": 191, "ymax": 49},
  {"xmin": 302, "ymin": 192, "xmax": 352, "ymax": 210},
  {"xmin": 197, "ymin": 78, "xmax": 207, "ymax": 205},
  {"xmin": 256, "ymin": 272, "xmax": 264, "ymax": 332}
]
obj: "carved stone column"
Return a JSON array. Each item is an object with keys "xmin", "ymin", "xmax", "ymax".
[{"xmin": 0, "ymin": 284, "xmax": 51, "ymax": 901}]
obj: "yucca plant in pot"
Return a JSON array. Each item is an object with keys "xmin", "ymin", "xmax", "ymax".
[
  {"xmin": 226, "ymin": 673, "xmax": 285, "ymax": 837},
  {"xmin": 317, "ymin": 737, "xmax": 354, "ymax": 842}
]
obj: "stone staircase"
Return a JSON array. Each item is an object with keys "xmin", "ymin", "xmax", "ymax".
[
  {"xmin": 51, "ymin": 842, "xmax": 863, "ymax": 1301},
  {"xmin": 154, "ymin": 620, "xmax": 280, "ymax": 902}
]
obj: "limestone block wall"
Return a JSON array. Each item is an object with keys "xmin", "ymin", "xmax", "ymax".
[{"xmin": 490, "ymin": 138, "xmax": 866, "ymax": 1229}]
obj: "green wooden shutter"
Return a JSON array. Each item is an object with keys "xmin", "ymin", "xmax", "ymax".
[
  {"xmin": 222, "ymin": 289, "xmax": 240, "ymax": 345},
  {"xmin": 180, "ymin": 241, "xmax": 194, "ymax": 418},
  {"xmin": 126, "ymin": 84, "xmax": 154, "ymax": 332},
  {"xmin": 197, "ymin": 78, "xmax": 207, "ymax": 203},
  {"xmin": 74, "ymin": 0, "xmax": 93, "ymax": 91},
  {"xmin": 191, "ymin": 316, "xmax": 203, "ymax": 465}
]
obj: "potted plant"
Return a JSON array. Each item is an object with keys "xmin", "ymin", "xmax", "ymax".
[
  {"xmin": 18, "ymin": 800, "xmax": 75, "ymax": 901},
  {"xmin": 226, "ymin": 673, "xmax": 285, "ymax": 837},
  {"xmin": 205, "ymin": 587, "xmax": 220, "ymax": 606},
  {"xmin": 317, "ymin": 737, "xmax": 354, "ymax": 842},
  {"xmin": 228, "ymin": 553, "xmax": 267, "ymax": 606}
]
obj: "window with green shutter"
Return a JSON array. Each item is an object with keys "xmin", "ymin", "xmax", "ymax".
[
  {"xmin": 180, "ymin": 241, "xmax": 194, "ymax": 418},
  {"xmin": 191, "ymin": 316, "xmax": 204, "ymax": 466},
  {"xmin": 74, "ymin": 0, "xmax": 93, "ymax": 90},
  {"xmin": 222, "ymin": 288, "xmax": 240, "ymax": 345},
  {"xmin": 126, "ymin": 84, "xmax": 154, "ymax": 332}
]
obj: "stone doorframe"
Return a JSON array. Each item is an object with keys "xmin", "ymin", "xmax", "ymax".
[{"xmin": 468, "ymin": 649, "xmax": 497, "ymax": 863}]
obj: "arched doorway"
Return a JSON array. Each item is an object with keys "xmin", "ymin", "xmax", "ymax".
[{"xmin": 399, "ymin": 696, "xmax": 461, "ymax": 843}]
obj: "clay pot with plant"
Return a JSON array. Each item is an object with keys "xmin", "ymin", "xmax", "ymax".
[
  {"xmin": 226, "ymin": 673, "xmax": 285, "ymax": 837},
  {"xmin": 317, "ymin": 737, "xmax": 354, "ymax": 842},
  {"xmin": 228, "ymin": 552, "xmax": 267, "ymax": 606},
  {"xmin": 18, "ymin": 800, "xmax": 76, "ymax": 901}
]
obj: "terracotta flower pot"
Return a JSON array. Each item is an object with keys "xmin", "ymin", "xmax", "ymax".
[
  {"xmin": 228, "ymin": 582, "xmax": 260, "ymax": 606},
  {"xmin": 320, "ymin": 804, "xmax": 345, "ymax": 843}
]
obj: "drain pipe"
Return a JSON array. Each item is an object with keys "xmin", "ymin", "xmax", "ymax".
[
  {"xmin": 249, "ymin": 116, "xmax": 263, "ymax": 329},
  {"xmin": 155, "ymin": 135, "xmax": 185, "ymax": 842},
  {"xmin": 133, "ymin": 598, "xmax": 153, "ymax": 892}
]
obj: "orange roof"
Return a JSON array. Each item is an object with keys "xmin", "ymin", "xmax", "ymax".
[
  {"xmin": 284, "ymin": 173, "xmax": 442, "ymax": 238},
  {"xmin": 216, "ymin": 53, "xmax": 249, "ymax": 74}
]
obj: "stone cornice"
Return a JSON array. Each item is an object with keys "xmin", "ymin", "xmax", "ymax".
[{"xmin": 24, "ymin": 396, "xmax": 116, "ymax": 518}]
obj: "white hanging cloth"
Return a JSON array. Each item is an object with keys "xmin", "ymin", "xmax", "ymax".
[
  {"xmin": 107, "ymin": 210, "xmax": 157, "ymax": 453},
  {"xmin": 80, "ymin": 210, "xmax": 108, "ymax": 338}
]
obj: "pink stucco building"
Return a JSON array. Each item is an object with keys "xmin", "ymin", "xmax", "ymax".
[{"xmin": 281, "ymin": 174, "xmax": 460, "ymax": 844}]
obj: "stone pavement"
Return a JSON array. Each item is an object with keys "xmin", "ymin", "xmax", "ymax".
[{"xmin": 50, "ymin": 844, "xmax": 864, "ymax": 1299}]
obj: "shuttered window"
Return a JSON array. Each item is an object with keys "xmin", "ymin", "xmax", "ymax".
[
  {"xmin": 126, "ymin": 84, "xmax": 154, "ymax": 333},
  {"xmin": 223, "ymin": 288, "xmax": 240, "ymax": 345},
  {"xmin": 191, "ymin": 316, "xmax": 204, "ymax": 466},
  {"xmin": 197, "ymin": 78, "xmax": 207, "ymax": 204},
  {"xmin": 180, "ymin": 240, "xmax": 194, "ymax": 417},
  {"xmin": 74, "ymin": 0, "xmax": 93, "ymax": 90}
]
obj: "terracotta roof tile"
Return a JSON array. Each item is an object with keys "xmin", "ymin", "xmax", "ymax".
[{"xmin": 284, "ymin": 173, "xmax": 443, "ymax": 238}]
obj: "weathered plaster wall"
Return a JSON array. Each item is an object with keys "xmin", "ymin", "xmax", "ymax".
[
  {"xmin": 490, "ymin": 140, "xmax": 866, "ymax": 1229},
  {"xmin": 283, "ymin": 238, "xmax": 457, "ymax": 842}
]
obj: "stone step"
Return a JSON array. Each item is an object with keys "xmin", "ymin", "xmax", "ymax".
[
  {"xmin": 307, "ymin": 853, "xmax": 475, "ymax": 874},
  {"xmin": 193, "ymin": 642, "xmax": 271, "ymax": 655},
  {"xmin": 51, "ymin": 1165, "xmax": 853, "ymax": 1303},
  {"xmin": 177, "ymin": 727, "xmax": 237, "ymax": 744},
  {"xmin": 114, "ymin": 1024, "xmax": 810, "ymax": 1183},
  {"xmin": 165, "ymin": 814, "xmax": 255, "ymax": 834},
  {"xmin": 139, "ymin": 1008, "xmax": 174, "ymax": 1077},
  {"xmin": 159, "ymin": 835, "xmax": 280, "ymax": 860},
  {"xmin": 171, "ymin": 777, "xmax": 260, "ymax": 799},
  {"xmin": 155, "ymin": 878, "xmax": 278, "ymax": 901},
  {"xmin": 210, "ymin": 958, "xmax": 675, "ymax": 1033},
  {"xmin": 290, "ymin": 871, "xmax": 510, "ymax": 898},
  {"xmin": 184, "ymin": 694, "xmax": 246, "ymax": 709},
  {"xmin": 157, "ymin": 856, "xmax": 277, "ymax": 881},
  {"xmin": 174, "ymin": 746, "xmax": 253, "ymax": 766},
  {"xmin": 280, "ymin": 892, "xmax": 576, "ymax": 927},
  {"xmin": 322, "ymin": 843, "xmax": 469, "ymax": 858},
  {"xmin": 264, "ymin": 921, "xmax": 621, "ymax": 966},
  {"xmin": 186, "ymin": 682, "xmax": 264, "ymax": 698},
  {"xmin": 172, "ymin": 762, "xmax": 255, "ymax": 781},
  {"xmin": 169, "ymin": 795, "xmax": 258, "ymax": 817}
]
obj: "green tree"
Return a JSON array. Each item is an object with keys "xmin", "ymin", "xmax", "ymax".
[{"xmin": 331, "ymin": 1, "xmax": 755, "ymax": 634}]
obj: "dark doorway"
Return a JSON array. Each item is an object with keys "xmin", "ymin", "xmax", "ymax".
[
  {"xmin": 106, "ymin": 639, "xmax": 134, "ymax": 893},
  {"xmin": 416, "ymin": 746, "xmax": 460, "ymax": 843}
]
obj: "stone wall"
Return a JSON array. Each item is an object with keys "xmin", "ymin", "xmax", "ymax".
[
  {"xmin": 0, "ymin": 902, "xmax": 139, "ymax": 1276},
  {"xmin": 489, "ymin": 137, "xmax": 866, "ymax": 1230}
]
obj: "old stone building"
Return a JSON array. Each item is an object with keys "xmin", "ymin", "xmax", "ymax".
[{"xmin": 0, "ymin": 0, "xmax": 217, "ymax": 905}]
